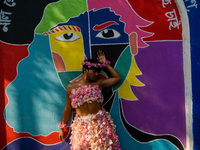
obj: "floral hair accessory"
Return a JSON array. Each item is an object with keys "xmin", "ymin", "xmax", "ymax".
[
  {"xmin": 58, "ymin": 122, "xmax": 69, "ymax": 130},
  {"xmin": 82, "ymin": 60, "xmax": 110, "ymax": 69}
]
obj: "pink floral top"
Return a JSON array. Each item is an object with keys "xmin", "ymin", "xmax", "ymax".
[{"xmin": 69, "ymin": 85, "xmax": 103, "ymax": 108}]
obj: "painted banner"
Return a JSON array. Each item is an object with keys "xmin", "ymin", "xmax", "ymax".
[
  {"xmin": 184, "ymin": 0, "xmax": 200, "ymax": 150},
  {"xmin": 0, "ymin": 0, "xmax": 195, "ymax": 149}
]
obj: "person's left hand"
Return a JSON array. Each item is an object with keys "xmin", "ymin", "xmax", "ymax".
[{"xmin": 97, "ymin": 50, "xmax": 106, "ymax": 64}]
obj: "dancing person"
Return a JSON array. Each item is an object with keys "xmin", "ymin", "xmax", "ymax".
[{"xmin": 59, "ymin": 50, "xmax": 121, "ymax": 150}]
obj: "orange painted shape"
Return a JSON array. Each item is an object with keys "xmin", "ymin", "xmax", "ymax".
[{"xmin": 129, "ymin": 32, "xmax": 138, "ymax": 55}]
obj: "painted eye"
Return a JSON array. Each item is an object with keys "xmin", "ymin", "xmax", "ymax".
[
  {"xmin": 96, "ymin": 29, "xmax": 120, "ymax": 39},
  {"xmin": 55, "ymin": 32, "xmax": 80, "ymax": 42}
]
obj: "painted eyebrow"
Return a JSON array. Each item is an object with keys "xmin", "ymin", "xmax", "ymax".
[{"xmin": 93, "ymin": 21, "xmax": 118, "ymax": 31}]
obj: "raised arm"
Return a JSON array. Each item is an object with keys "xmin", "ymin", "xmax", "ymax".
[
  {"xmin": 59, "ymin": 85, "xmax": 72, "ymax": 141},
  {"xmin": 97, "ymin": 50, "xmax": 121, "ymax": 88}
]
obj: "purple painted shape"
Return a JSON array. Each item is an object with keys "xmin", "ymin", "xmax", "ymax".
[
  {"xmin": 122, "ymin": 41, "xmax": 186, "ymax": 147},
  {"xmin": 2, "ymin": 137, "xmax": 71, "ymax": 150}
]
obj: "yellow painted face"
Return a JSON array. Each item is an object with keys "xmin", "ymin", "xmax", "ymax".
[{"xmin": 49, "ymin": 26, "xmax": 84, "ymax": 71}]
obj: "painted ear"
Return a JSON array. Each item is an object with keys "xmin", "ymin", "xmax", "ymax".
[
  {"xmin": 129, "ymin": 32, "xmax": 138, "ymax": 55},
  {"xmin": 52, "ymin": 52, "xmax": 67, "ymax": 72}
]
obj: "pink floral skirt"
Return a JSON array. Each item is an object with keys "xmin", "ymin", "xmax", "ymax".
[{"xmin": 70, "ymin": 108, "xmax": 120, "ymax": 150}]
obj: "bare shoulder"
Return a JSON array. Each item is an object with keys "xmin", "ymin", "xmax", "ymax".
[
  {"xmin": 67, "ymin": 83, "xmax": 75, "ymax": 91},
  {"xmin": 67, "ymin": 81, "xmax": 82, "ymax": 92}
]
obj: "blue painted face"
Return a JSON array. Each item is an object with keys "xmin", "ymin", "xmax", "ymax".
[{"xmin": 53, "ymin": 8, "xmax": 129, "ymax": 61}]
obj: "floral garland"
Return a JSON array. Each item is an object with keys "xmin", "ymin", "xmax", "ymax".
[
  {"xmin": 70, "ymin": 108, "xmax": 121, "ymax": 149},
  {"xmin": 70, "ymin": 85, "xmax": 103, "ymax": 108},
  {"xmin": 82, "ymin": 60, "xmax": 110, "ymax": 68}
]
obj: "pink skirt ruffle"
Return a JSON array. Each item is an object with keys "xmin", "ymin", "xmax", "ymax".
[{"xmin": 70, "ymin": 108, "xmax": 120, "ymax": 150}]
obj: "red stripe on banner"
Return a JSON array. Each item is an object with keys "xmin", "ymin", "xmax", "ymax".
[
  {"xmin": 77, "ymin": 27, "xmax": 81, "ymax": 32},
  {"xmin": 59, "ymin": 27, "xmax": 63, "ymax": 31},
  {"xmin": 68, "ymin": 26, "xmax": 72, "ymax": 30},
  {"xmin": 63, "ymin": 26, "xmax": 67, "ymax": 30},
  {"xmin": 72, "ymin": 26, "xmax": 77, "ymax": 31}
]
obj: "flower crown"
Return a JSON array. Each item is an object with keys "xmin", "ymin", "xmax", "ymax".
[{"xmin": 82, "ymin": 60, "xmax": 110, "ymax": 69}]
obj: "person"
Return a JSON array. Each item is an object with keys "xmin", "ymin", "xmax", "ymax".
[{"xmin": 58, "ymin": 50, "xmax": 121, "ymax": 150}]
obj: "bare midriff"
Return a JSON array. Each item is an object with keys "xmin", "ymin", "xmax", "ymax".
[{"xmin": 75, "ymin": 101, "xmax": 102, "ymax": 116}]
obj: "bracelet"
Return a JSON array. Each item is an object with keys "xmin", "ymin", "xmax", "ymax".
[
  {"xmin": 58, "ymin": 122, "xmax": 69, "ymax": 130},
  {"xmin": 101, "ymin": 60, "xmax": 111, "ymax": 67}
]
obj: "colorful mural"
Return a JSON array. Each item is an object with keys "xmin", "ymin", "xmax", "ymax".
[{"xmin": 1, "ymin": 0, "xmax": 198, "ymax": 149}]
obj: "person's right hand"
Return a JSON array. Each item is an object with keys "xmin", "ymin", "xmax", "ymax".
[
  {"xmin": 59, "ymin": 129, "xmax": 65, "ymax": 141},
  {"xmin": 97, "ymin": 50, "xmax": 106, "ymax": 64},
  {"xmin": 59, "ymin": 126, "xmax": 70, "ymax": 141}
]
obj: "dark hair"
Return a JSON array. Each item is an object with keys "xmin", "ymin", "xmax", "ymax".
[{"xmin": 82, "ymin": 59, "xmax": 102, "ymax": 73}]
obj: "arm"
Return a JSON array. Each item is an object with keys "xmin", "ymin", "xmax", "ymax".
[
  {"xmin": 59, "ymin": 85, "xmax": 72, "ymax": 141},
  {"xmin": 97, "ymin": 51, "xmax": 122, "ymax": 88}
]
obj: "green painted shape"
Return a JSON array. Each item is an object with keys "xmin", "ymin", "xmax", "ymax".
[
  {"xmin": 58, "ymin": 71, "xmax": 82, "ymax": 89},
  {"xmin": 100, "ymin": 71, "xmax": 108, "ymax": 78},
  {"xmin": 36, "ymin": 0, "xmax": 87, "ymax": 33},
  {"xmin": 113, "ymin": 46, "xmax": 131, "ymax": 91}
]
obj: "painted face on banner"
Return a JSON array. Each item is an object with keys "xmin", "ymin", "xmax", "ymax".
[{"xmin": 44, "ymin": 9, "xmax": 131, "ymax": 111}]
